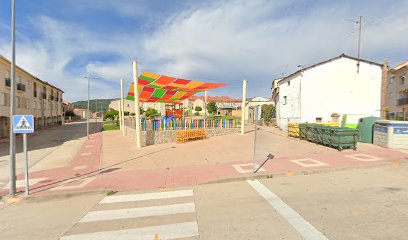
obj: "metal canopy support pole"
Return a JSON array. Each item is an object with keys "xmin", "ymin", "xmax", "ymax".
[
  {"xmin": 87, "ymin": 76, "xmax": 90, "ymax": 139},
  {"xmin": 241, "ymin": 80, "xmax": 247, "ymax": 135},
  {"xmin": 118, "ymin": 81, "xmax": 123, "ymax": 132},
  {"xmin": 253, "ymin": 105, "xmax": 258, "ymax": 173},
  {"xmin": 9, "ymin": 0, "xmax": 16, "ymax": 196},
  {"xmin": 23, "ymin": 134, "xmax": 29, "ymax": 196},
  {"xmin": 120, "ymin": 78, "xmax": 125, "ymax": 136},
  {"xmin": 204, "ymin": 90, "xmax": 208, "ymax": 129},
  {"xmin": 133, "ymin": 61, "xmax": 141, "ymax": 148}
]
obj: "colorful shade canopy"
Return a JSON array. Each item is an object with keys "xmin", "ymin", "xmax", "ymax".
[{"xmin": 127, "ymin": 71, "xmax": 226, "ymax": 103}]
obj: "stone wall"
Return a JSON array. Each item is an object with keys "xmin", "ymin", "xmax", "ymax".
[{"xmin": 124, "ymin": 127, "xmax": 240, "ymax": 147}]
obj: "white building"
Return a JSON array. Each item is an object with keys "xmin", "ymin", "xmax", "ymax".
[
  {"xmin": 273, "ymin": 54, "xmax": 384, "ymax": 131},
  {"xmin": 109, "ymin": 99, "xmax": 166, "ymax": 116}
]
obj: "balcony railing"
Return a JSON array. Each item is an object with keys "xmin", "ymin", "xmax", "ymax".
[
  {"xmin": 17, "ymin": 83, "xmax": 26, "ymax": 91},
  {"xmin": 5, "ymin": 78, "xmax": 11, "ymax": 87},
  {"xmin": 397, "ymin": 97, "xmax": 408, "ymax": 106}
]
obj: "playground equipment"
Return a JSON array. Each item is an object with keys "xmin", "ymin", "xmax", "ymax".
[
  {"xmin": 165, "ymin": 103, "xmax": 184, "ymax": 118},
  {"xmin": 124, "ymin": 68, "xmax": 229, "ymax": 147}
]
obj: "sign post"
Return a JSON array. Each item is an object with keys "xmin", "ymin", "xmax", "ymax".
[{"xmin": 12, "ymin": 115, "xmax": 34, "ymax": 196}]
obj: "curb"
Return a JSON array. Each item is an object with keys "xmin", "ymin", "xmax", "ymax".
[{"xmin": 199, "ymin": 159, "xmax": 407, "ymax": 186}]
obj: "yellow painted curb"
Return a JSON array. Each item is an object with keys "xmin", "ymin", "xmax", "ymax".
[
  {"xmin": 5, "ymin": 197, "xmax": 21, "ymax": 204},
  {"xmin": 392, "ymin": 161, "xmax": 401, "ymax": 167}
]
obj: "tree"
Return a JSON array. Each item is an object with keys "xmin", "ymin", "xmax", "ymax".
[
  {"xmin": 145, "ymin": 108, "xmax": 159, "ymax": 118},
  {"xmin": 207, "ymin": 102, "xmax": 217, "ymax": 115},
  {"xmin": 104, "ymin": 109, "xmax": 119, "ymax": 123},
  {"xmin": 65, "ymin": 110, "xmax": 76, "ymax": 117},
  {"xmin": 194, "ymin": 106, "xmax": 202, "ymax": 115},
  {"xmin": 261, "ymin": 104, "xmax": 275, "ymax": 123}
]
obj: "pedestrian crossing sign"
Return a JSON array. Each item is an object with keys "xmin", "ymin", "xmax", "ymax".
[{"xmin": 13, "ymin": 115, "xmax": 34, "ymax": 134}]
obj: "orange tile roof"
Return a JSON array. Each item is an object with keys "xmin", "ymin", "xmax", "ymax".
[{"xmin": 188, "ymin": 96, "xmax": 242, "ymax": 103}]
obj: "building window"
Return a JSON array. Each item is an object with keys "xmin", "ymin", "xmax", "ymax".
[
  {"xmin": 283, "ymin": 96, "xmax": 287, "ymax": 105},
  {"xmin": 288, "ymin": 81, "xmax": 290, "ymax": 86},
  {"xmin": 401, "ymin": 76, "xmax": 406, "ymax": 85},
  {"xmin": 34, "ymin": 82, "xmax": 37, "ymax": 97}
]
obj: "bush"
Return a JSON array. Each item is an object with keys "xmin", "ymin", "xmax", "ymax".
[
  {"xmin": 261, "ymin": 104, "xmax": 275, "ymax": 123},
  {"xmin": 145, "ymin": 108, "xmax": 159, "ymax": 118}
]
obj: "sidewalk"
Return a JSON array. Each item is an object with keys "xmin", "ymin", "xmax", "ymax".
[{"xmin": 1, "ymin": 128, "xmax": 407, "ymax": 197}]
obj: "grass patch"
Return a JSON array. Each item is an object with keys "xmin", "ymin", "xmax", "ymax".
[{"xmin": 102, "ymin": 121, "xmax": 120, "ymax": 131}]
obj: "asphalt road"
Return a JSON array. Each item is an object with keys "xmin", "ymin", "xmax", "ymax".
[
  {"xmin": 0, "ymin": 121, "xmax": 98, "ymax": 183},
  {"xmin": 1, "ymin": 163, "xmax": 407, "ymax": 240}
]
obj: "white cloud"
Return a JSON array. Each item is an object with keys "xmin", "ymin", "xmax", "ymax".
[
  {"xmin": 0, "ymin": 15, "xmax": 142, "ymax": 101},
  {"xmin": 1, "ymin": 0, "xmax": 407, "ymax": 101},
  {"xmin": 144, "ymin": 0, "xmax": 408, "ymax": 97}
]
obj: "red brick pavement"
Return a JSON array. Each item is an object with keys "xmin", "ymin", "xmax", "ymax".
[{"xmin": 1, "ymin": 131, "xmax": 407, "ymax": 197}]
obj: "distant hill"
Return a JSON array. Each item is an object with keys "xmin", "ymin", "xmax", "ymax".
[{"xmin": 73, "ymin": 98, "xmax": 117, "ymax": 112}]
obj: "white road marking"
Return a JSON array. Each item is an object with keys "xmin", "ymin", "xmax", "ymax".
[
  {"xmin": 84, "ymin": 145, "xmax": 93, "ymax": 148},
  {"xmin": 100, "ymin": 189, "xmax": 193, "ymax": 204},
  {"xmin": 344, "ymin": 154, "xmax": 382, "ymax": 162},
  {"xmin": 290, "ymin": 158, "xmax": 328, "ymax": 167},
  {"xmin": 232, "ymin": 163, "xmax": 265, "ymax": 173},
  {"xmin": 3, "ymin": 178, "xmax": 47, "ymax": 189},
  {"xmin": 50, "ymin": 177, "xmax": 95, "ymax": 191},
  {"xmin": 73, "ymin": 165, "xmax": 87, "ymax": 170},
  {"xmin": 247, "ymin": 180, "xmax": 329, "ymax": 240},
  {"xmin": 60, "ymin": 221, "xmax": 198, "ymax": 240},
  {"xmin": 80, "ymin": 202, "xmax": 195, "ymax": 223},
  {"xmin": 81, "ymin": 152, "xmax": 92, "ymax": 156}
]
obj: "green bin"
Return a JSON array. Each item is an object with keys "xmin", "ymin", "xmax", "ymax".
[
  {"xmin": 299, "ymin": 123, "xmax": 307, "ymax": 140},
  {"xmin": 357, "ymin": 117, "xmax": 381, "ymax": 143},
  {"xmin": 329, "ymin": 127, "xmax": 358, "ymax": 151},
  {"xmin": 321, "ymin": 126, "xmax": 332, "ymax": 146}
]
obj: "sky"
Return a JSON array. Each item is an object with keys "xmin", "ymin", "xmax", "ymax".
[{"xmin": 0, "ymin": 0, "xmax": 407, "ymax": 102}]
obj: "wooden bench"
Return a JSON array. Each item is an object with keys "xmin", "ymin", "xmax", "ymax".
[{"xmin": 175, "ymin": 129, "xmax": 208, "ymax": 143}]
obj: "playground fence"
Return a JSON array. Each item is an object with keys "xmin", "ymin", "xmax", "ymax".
[{"xmin": 124, "ymin": 118, "xmax": 240, "ymax": 131}]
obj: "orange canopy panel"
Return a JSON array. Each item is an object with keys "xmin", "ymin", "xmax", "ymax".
[{"xmin": 126, "ymin": 71, "xmax": 226, "ymax": 103}]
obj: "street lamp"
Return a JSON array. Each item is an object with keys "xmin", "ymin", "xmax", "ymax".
[{"xmin": 83, "ymin": 76, "xmax": 99, "ymax": 139}]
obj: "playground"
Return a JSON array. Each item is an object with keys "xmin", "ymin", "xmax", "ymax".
[{"xmin": 118, "ymin": 65, "xmax": 243, "ymax": 147}]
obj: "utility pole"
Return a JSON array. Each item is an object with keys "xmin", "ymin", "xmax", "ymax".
[
  {"xmin": 357, "ymin": 16, "xmax": 362, "ymax": 61},
  {"xmin": 9, "ymin": 0, "xmax": 17, "ymax": 196}
]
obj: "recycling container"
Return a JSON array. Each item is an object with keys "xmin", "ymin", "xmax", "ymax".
[
  {"xmin": 329, "ymin": 127, "xmax": 359, "ymax": 151},
  {"xmin": 357, "ymin": 117, "xmax": 381, "ymax": 143},
  {"xmin": 373, "ymin": 120, "xmax": 408, "ymax": 149}
]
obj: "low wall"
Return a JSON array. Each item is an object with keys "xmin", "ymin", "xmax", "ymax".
[{"xmin": 124, "ymin": 127, "xmax": 240, "ymax": 147}]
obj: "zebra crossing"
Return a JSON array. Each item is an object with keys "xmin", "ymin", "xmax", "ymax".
[{"xmin": 60, "ymin": 189, "xmax": 199, "ymax": 240}]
